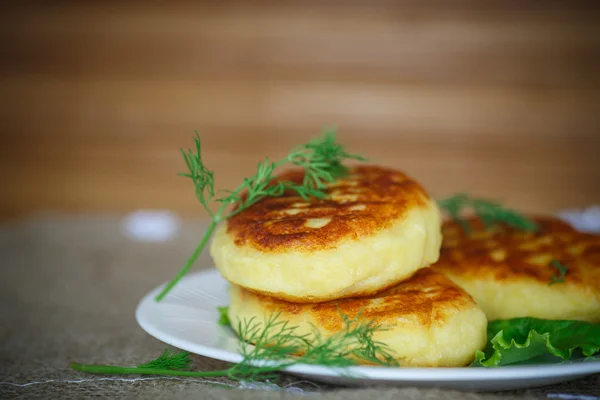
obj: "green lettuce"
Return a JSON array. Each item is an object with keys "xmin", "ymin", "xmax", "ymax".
[{"xmin": 474, "ymin": 318, "xmax": 600, "ymax": 367}]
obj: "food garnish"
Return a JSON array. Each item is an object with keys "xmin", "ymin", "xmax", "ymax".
[
  {"xmin": 437, "ymin": 194, "xmax": 539, "ymax": 234},
  {"xmin": 474, "ymin": 318, "xmax": 600, "ymax": 367},
  {"xmin": 548, "ymin": 260, "xmax": 568, "ymax": 286},
  {"xmin": 217, "ymin": 306, "xmax": 231, "ymax": 327},
  {"xmin": 71, "ymin": 313, "xmax": 600, "ymax": 381},
  {"xmin": 155, "ymin": 130, "xmax": 365, "ymax": 301},
  {"xmin": 71, "ymin": 311, "xmax": 396, "ymax": 381}
]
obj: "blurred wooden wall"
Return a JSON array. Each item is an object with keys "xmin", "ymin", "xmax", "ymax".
[{"xmin": 1, "ymin": 1, "xmax": 599, "ymax": 219}]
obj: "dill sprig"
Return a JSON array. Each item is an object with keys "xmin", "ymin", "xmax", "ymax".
[
  {"xmin": 217, "ymin": 306, "xmax": 231, "ymax": 327},
  {"xmin": 155, "ymin": 129, "xmax": 365, "ymax": 301},
  {"xmin": 70, "ymin": 349, "xmax": 198, "ymax": 377},
  {"xmin": 300, "ymin": 312, "xmax": 398, "ymax": 368},
  {"xmin": 437, "ymin": 193, "xmax": 473, "ymax": 233},
  {"xmin": 70, "ymin": 311, "xmax": 396, "ymax": 381},
  {"xmin": 137, "ymin": 348, "xmax": 191, "ymax": 370},
  {"xmin": 437, "ymin": 194, "xmax": 539, "ymax": 234},
  {"xmin": 229, "ymin": 311, "xmax": 398, "ymax": 381},
  {"xmin": 548, "ymin": 260, "xmax": 568, "ymax": 286}
]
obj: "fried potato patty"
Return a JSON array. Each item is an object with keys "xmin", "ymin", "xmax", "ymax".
[
  {"xmin": 433, "ymin": 217, "xmax": 600, "ymax": 322},
  {"xmin": 211, "ymin": 165, "xmax": 442, "ymax": 302},
  {"xmin": 228, "ymin": 268, "xmax": 487, "ymax": 367}
]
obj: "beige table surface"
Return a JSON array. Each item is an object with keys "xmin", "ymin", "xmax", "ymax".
[{"xmin": 1, "ymin": 215, "xmax": 598, "ymax": 399}]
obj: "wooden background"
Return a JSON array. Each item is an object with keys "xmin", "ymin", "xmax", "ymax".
[{"xmin": 1, "ymin": 1, "xmax": 599, "ymax": 220}]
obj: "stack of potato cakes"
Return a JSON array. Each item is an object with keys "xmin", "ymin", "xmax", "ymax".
[{"xmin": 211, "ymin": 166, "xmax": 488, "ymax": 367}]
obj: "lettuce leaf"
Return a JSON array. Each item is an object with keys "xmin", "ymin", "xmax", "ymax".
[{"xmin": 474, "ymin": 318, "xmax": 600, "ymax": 367}]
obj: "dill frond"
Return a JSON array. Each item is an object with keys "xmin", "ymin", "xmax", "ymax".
[
  {"xmin": 548, "ymin": 260, "xmax": 568, "ymax": 285},
  {"xmin": 71, "ymin": 311, "xmax": 396, "ymax": 383},
  {"xmin": 217, "ymin": 306, "xmax": 231, "ymax": 327},
  {"xmin": 156, "ymin": 128, "xmax": 365, "ymax": 301},
  {"xmin": 137, "ymin": 349, "xmax": 192, "ymax": 371},
  {"xmin": 437, "ymin": 194, "xmax": 538, "ymax": 234}
]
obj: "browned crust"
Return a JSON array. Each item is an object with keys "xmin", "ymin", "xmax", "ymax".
[
  {"xmin": 225, "ymin": 165, "xmax": 431, "ymax": 252},
  {"xmin": 235, "ymin": 268, "xmax": 476, "ymax": 332},
  {"xmin": 434, "ymin": 216, "xmax": 600, "ymax": 293}
]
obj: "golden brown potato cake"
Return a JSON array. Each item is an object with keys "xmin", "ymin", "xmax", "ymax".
[
  {"xmin": 211, "ymin": 165, "xmax": 441, "ymax": 302},
  {"xmin": 433, "ymin": 217, "xmax": 600, "ymax": 322},
  {"xmin": 228, "ymin": 268, "xmax": 487, "ymax": 367}
]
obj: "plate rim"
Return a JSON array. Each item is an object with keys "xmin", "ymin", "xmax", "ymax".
[{"xmin": 136, "ymin": 268, "xmax": 600, "ymax": 382}]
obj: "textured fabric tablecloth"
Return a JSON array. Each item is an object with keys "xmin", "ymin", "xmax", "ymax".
[{"xmin": 1, "ymin": 215, "xmax": 598, "ymax": 399}]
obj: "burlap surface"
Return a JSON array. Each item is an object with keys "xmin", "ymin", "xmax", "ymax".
[{"xmin": 1, "ymin": 215, "xmax": 598, "ymax": 399}]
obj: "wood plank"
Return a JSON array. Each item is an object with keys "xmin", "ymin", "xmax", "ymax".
[
  {"xmin": 1, "ymin": 4, "xmax": 599, "ymax": 88},
  {"xmin": 2, "ymin": 129, "xmax": 598, "ymax": 216},
  {"xmin": 2, "ymin": 78, "xmax": 599, "ymax": 137},
  {"xmin": 0, "ymin": 1, "xmax": 598, "ymax": 220}
]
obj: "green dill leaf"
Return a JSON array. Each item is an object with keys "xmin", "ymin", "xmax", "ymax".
[
  {"xmin": 288, "ymin": 129, "xmax": 366, "ymax": 190},
  {"xmin": 472, "ymin": 198, "xmax": 538, "ymax": 232},
  {"xmin": 137, "ymin": 348, "xmax": 192, "ymax": 371},
  {"xmin": 178, "ymin": 131, "xmax": 216, "ymax": 218},
  {"xmin": 300, "ymin": 311, "xmax": 398, "ymax": 368},
  {"xmin": 280, "ymin": 181, "xmax": 328, "ymax": 201},
  {"xmin": 156, "ymin": 129, "xmax": 365, "ymax": 301},
  {"xmin": 548, "ymin": 260, "xmax": 568, "ymax": 286},
  {"xmin": 228, "ymin": 310, "xmax": 397, "ymax": 381},
  {"xmin": 72, "ymin": 311, "xmax": 396, "ymax": 382},
  {"xmin": 221, "ymin": 128, "xmax": 366, "ymax": 218},
  {"xmin": 217, "ymin": 306, "xmax": 231, "ymax": 327},
  {"xmin": 437, "ymin": 193, "xmax": 472, "ymax": 233},
  {"xmin": 437, "ymin": 194, "xmax": 538, "ymax": 234}
]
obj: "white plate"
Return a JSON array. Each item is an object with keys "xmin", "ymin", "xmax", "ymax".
[{"xmin": 136, "ymin": 268, "xmax": 600, "ymax": 391}]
